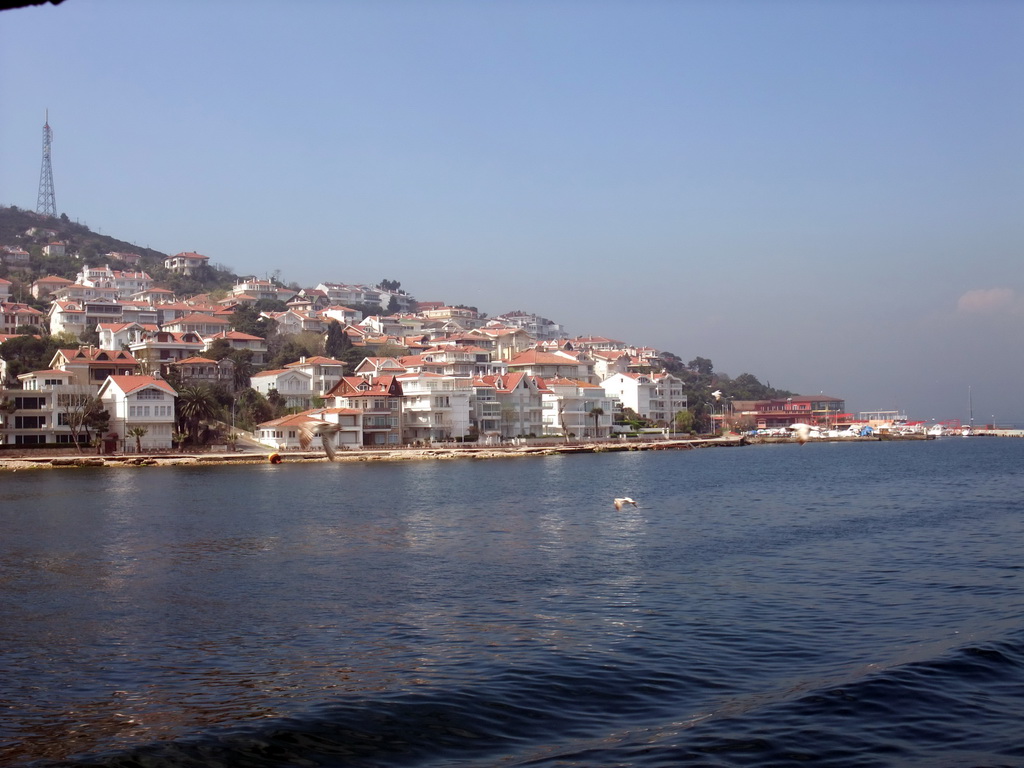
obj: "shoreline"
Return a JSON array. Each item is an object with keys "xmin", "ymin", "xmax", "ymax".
[{"xmin": 0, "ymin": 436, "xmax": 747, "ymax": 471}]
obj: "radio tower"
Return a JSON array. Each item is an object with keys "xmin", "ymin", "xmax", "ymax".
[{"xmin": 36, "ymin": 110, "xmax": 56, "ymax": 216}]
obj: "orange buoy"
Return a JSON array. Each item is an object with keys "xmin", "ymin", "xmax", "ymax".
[{"xmin": 268, "ymin": 453, "xmax": 282, "ymax": 464}]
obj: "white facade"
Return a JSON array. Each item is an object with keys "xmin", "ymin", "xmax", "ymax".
[
  {"xmin": 251, "ymin": 368, "xmax": 313, "ymax": 409},
  {"xmin": 541, "ymin": 379, "xmax": 615, "ymax": 439},
  {"xmin": 98, "ymin": 375, "xmax": 178, "ymax": 451},
  {"xmin": 602, "ymin": 372, "xmax": 687, "ymax": 424},
  {"xmin": 397, "ymin": 372, "xmax": 472, "ymax": 442}
]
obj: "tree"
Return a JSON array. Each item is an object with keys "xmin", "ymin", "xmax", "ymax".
[
  {"xmin": 236, "ymin": 387, "xmax": 274, "ymax": 430},
  {"xmin": 205, "ymin": 337, "xmax": 233, "ymax": 361},
  {"xmin": 324, "ymin": 320, "xmax": 349, "ymax": 359},
  {"xmin": 688, "ymin": 356, "xmax": 714, "ymax": 376},
  {"xmin": 386, "ymin": 294, "xmax": 400, "ymax": 314},
  {"xmin": 126, "ymin": 426, "xmax": 148, "ymax": 453},
  {"xmin": 228, "ymin": 349, "xmax": 255, "ymax": 390},
  {"xmin": 176, "ymin": 384, "xmax": 220, "ymax": 443},
  {"xmin": 674, "ymin": 409, "xmax": 695, "ymax": 434},
  {"xmin": 57, "ymin": 392, "xmax": 108, "ymax": 453},
  {"xmin": 230, "ymin": 304, "xmax": 277, "ymax": 338},
  {"xmin": 589, "ymin": 407, "xmax": 604, "ymax": 438}
]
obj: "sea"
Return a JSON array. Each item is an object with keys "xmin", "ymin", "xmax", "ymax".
[{"xmin": 2, "ymin": 437, "xmax": 1023, "ymax": 768}]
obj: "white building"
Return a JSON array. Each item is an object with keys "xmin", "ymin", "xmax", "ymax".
[
  {"xmin": 98, "ymin": 375, "xmax": 178, "ymax": 451},
  {"xmin": 541, "ymin": 377, "xmax": 615, "ymax": 439},
  {"xmin": 602, "ymin": 372, "xmax": 687, "ymax": 425},
  {"xmin": 251, "ymin": 368, "xmax": 313, "ymax": 409},
  {"xmin": 164, "ymin": 251, "xmax": 209, "ymax": 275},
  {"xmin": 396, "ymin": 371, "xmax": 473, "ymax": 442}
]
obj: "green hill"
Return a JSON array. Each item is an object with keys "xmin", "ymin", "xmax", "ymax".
[{"xmin": 0, "ymin": 206, "xmax": 237, "ymax": 297}]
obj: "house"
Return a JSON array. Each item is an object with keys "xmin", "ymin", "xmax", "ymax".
[
  {"xmin": 164, "ymin": 251, "xmax": 209, "ymax": 275},
  {"xmin": 264, "ymin": 308, "xmax": 325, "ymax": 336},
  {"xmin": 284, "ymin": 356, "xmax": 346, "ymax": 397},
  {"xmin": 255, "ymin": 412, "xmax": 322, "ymax": 451},
  {"xmin": 167, "ymin": 356, "xmax": 235, "ymax": 389},
  {"xmin": 0, "ymin": 278, "xmax": 10, "ymax": 302},
  {"xmin": 118, "ymin": 301, "xmax": 160, "ymax": 327},
  {"xmin": 418, "ymin": 305, "xmax": 485, "ymax": 329},
  {"xmin": 255, "ymin": 407, "xmax": 363, "ymax": 452},
  {"xmin": 47, "ymin": 300, "xmax": 87, "ymax": 336},
  {"xmin": 396, "ymin": 371, "xmax": 473, "ymax": 443},
  {"xmin": 352, "ymin": 357, "xmax": 407, "ymax": 378},
  {"xmin": 316, "ymin": 282, "xmax": 383, "ymax": 309},
  {"xmin": 98, "ymin": 375, "xmax": 178, "ymax": 451},
  {"xmin": 129, "ymin": 331, "xmax": 205, "ymax": 374},
  {"xmin": 490, "ymin": 311, "xmax": 566, "ymax": 341},
  {"xmin": 320, "ymin": 305, "xmax": 362, "ymax": 326},
  {"xmin": 129, "ymin": 287, "xmax": 176, "ymax": 304},
  {"xmin": 31, "ymin": 275, "xmax": 74, "ymax": 299},
  {"xmin": 97, "ymin": 321, "xmax": 147, "ymax": 351},
  {"xmin": 104, "ymin": 251, "xmax": 143, "ymax": 266},
  {"xmin": 0, "ymin": 302, "xmax": 46, "ymax": 334},
  {"xmin": 0, "ymin": 369, "xmax": 96, "ymax": 446},
  {"xmin": 324, "ymin": 375, "xmax": 404, "ymax": 446},
  {"xmin": 602, "ymin": 371, "xmax": 687, "ymax": 425},
  {"xmin": 203, "ymin": 330, "xmax": 268, "ymax": 365},
  {"xmin": 471, "ymin": 372, "xmax": 545, "ymax": 440},
  {"xmin": 2, "ymin": 246, "xmax": 32, "ymax": 266},
  {"xmin": 75, "ymin": 264, "xmax": 153, "ymax": 297},
  {"xmin": 468, "ymin": 327, "xmax": 535, "ymax": 359},
  {"xmin": 250, "ymin": 368, "xmax": 314, "ymax": 409},
  {"xmin": 42, "ymin": 242, "xmax": 66, "ymax": 258},
  {"xmin": 590, "ymin": 350, "xmax": 632, "ymax": 381},
  {"xmin": 230, "ymin": 278, "xmax": 296, "ymax": 304},
  {"xmin": 50, "ymin": 347, "xmax": 141, "ymax": 387},
  {"xmin": 540, "ymin": 377, "xmax": 615, "ymax": 439},
  {"xmin": 161, "ymin": 312, "xmax": 231, "ymax": 337},
  {"xmin": 50, "ymin": 282, "xmax": 120, "ymax": 303},
  {"xmin": 47, "ymin": 298, "xmax": 129, "ymax": 336},
  {"xmin": 505, "ymin": 348, "xmax": 597, "ymax": 383}
]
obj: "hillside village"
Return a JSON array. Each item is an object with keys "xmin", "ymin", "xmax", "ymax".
[{"xmin": 0, "ymin": 208, "xmax": 847, "ymax": 453}]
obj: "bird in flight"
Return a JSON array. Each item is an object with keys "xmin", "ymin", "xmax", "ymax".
[
  {"xmin": 299, "ymin": 420, "xmax": 340, "ymax": 461},
  {"xmin": 614, "ymin": 497, "xmax": 638, "ymax": 510}
]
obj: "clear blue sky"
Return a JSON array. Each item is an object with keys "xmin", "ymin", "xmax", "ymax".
[{"xmin": 2, "ymin": 0, "xmax": 1022, "ymax": 424}]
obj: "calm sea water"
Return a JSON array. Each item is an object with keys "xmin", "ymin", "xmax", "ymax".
[{"xmin": 2, "ymin": 438, "xmax": 1023, "ymax": 767}]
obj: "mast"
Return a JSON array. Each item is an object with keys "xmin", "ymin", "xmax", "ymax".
[{"xmin": 36, "ymin": 110, "xmax": 56, "ymax": 216}]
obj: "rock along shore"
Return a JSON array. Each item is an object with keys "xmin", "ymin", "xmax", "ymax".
[{"xmin": 0, "ymin": 436, "xmax": 747, "ymax": 472}]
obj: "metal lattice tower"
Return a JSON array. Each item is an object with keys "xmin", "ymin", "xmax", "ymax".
[{"xmin": 36, "ymin": 110, "xmax": 56, "ymax": 216}]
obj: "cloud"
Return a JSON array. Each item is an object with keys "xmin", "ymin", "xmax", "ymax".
[{"xmin": 956, "ymin": 288, "xmax": 1019, "ymax": 315}]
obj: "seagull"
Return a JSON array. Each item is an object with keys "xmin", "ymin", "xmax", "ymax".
[
  {"xmin": 299, "ymin": 420, "xmax": 340, "ymax": 461},
  {"xmin": 614, "ymin": 497, "xmax": 638, "ymax": 510},
  {"xmin": 791, "ymin": 423, "xmax": 811, "ymax": 444}
]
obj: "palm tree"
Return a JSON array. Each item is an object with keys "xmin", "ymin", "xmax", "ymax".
[
  {"xmin": 176, "ymin": 385, "xmax": 220, "ymax": 443},
  {"xmin": 589, "ymin": 407, "xmax": 604, "ymax": 439},
  {"xmin": 126, "ymin": 426, "xmax": 148, "ymax": 453}
]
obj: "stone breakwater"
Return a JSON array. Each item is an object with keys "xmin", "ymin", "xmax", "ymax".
[{"xmin": 0, "ymin": 437, "xmax": 746, "ymax": 471}]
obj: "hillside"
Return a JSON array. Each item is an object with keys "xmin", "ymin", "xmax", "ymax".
[{"xmin": 0, "ymin": 206, "xmax": 237, "ymax": 297}]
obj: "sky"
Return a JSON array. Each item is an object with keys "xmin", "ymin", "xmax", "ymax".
[{"xmin": 1, "ymin": 0, "xmax": 1022, "ymax": 424}]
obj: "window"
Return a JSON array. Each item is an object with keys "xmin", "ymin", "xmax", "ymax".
[
  {"xmin": 14, "ymin": 397, "xmax": 45, "ymax": 410},
  {"xmin": 136, "ymin": 389, "xmax": 163, "ymax": 400},
  {"xmin": 15, "ymin": 416, "xmax": 45, "ymax": 429}
]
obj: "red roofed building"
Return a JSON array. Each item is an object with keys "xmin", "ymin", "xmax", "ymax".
[
  {"xmin": 164, "ymin": 251, "xmax": 209, "ymax": 275},
  {"xmin": 50, "ymin": 347, "xmax": 140, "ymax": 387},
  {"xmin": 98, "ymin": 375, "xmax": 178, "ymax": 452},
  {"xmin": 325, "ymin": 375, "xmax": 403, "ymax": 446}
]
